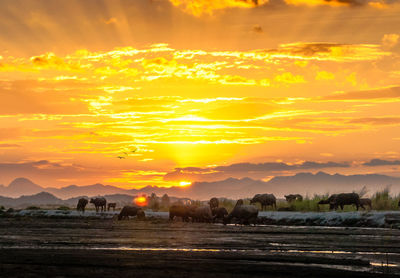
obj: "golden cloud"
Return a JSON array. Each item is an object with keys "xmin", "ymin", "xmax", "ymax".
[
  {"xmin": 169, "ymin": 0, "xmax": 268, "ymax": 16},
  {"xmin": 382, "ymin": 33, "xmax": 400, "ymax": 49}
]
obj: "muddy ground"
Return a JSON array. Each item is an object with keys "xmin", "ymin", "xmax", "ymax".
[{"xmin": 1, "ymin": 216, "xmax": 400, "ymax": 277}]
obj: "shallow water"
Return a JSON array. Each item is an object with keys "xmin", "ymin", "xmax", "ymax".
[{"xmin": 1, "ymin": 217, "xmax": 400, "ymax": 275}]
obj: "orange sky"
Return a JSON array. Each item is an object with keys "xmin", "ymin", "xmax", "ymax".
[{"xmin": 1, "ymin": 0, "xmax": 400, "ymax": 188}]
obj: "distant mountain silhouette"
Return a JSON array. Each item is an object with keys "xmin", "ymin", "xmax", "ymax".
[
  {"xmin": 0, "ymin": 178, "xmax": 43, "ymax": 198},
  {"xmin": 1, "ymin": 172, "xmax": 400, "ymax": 201},
  {"xmin": 46, "ymin": 184, "xmax": 132, "ymax": 199}
]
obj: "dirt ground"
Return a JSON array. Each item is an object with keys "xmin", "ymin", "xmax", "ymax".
[{"xmin": 1, "ymin": 216, "xmax": 400, "ymax": 277}]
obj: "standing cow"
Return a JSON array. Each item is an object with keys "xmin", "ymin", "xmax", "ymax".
[
  {"xmin": 107, "ymin": 203, "xmax": 117, "ymax": 211},
  {"xmin": 325, "ymin": 193, "xmax": 361, "ymax": 210},
  {"xmin": 250, "ymin": 194, "xmax": 276, "ymax": 210},
  {"xmin": 76, "ymin": 198, "xmax": 88, "ymax": 213},
  {"xmin": 169, "ymin": 203, "xmax": 197, "ymax": 222},
  {"xmin": 90, "ymin": 197, "xmax": 107, "ymax": 212},
  {"xmin": 209, "ymin": 197, "xmax": 219, "ymax": 210},
  {"xmin": 192, "ymin": 206, "xmax": 213, "ymax": 223},
  {"xmin": 212, "ymin": 207, "xmax": 228, "ymax": 223},
  {"xmin": 285, "ymin": 194, "xmax": 303, "ymax": 203}
]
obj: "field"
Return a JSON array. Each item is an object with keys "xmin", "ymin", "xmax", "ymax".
[{"xmin": 1, "ymin": 213, "xmax": 400, "ymax": 277}]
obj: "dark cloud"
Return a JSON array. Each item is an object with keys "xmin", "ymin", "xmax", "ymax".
[
  {"xmin": 164, "ymin": 160, "xmax": 350, "ymax": 181},
  {"xmin": 214, "ymin": 161, "xmax": 350, "ymax": 172},
  {"xmin": 363, "ymin": 159, "xmax": 400, "ymax": 166}
]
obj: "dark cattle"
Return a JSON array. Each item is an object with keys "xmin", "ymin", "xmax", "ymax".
[
  {"xmin": 224, "ymin": 199, "xmax": 258, "ymax": 225},
  {"xmin": 169, "ymin": 203, "xmax": 197, "ymax": 222},
  {"xmin": 250, "ymin": 194, "xmax": 276, "ymax": 210},
  {"xmin": 192, "ymin": 206, "xmax": 213, "ymax": 223},
  {"xmin": 329, "ymin": 193, "xmax": 361, "ymax": 210},
  {"xmin": 212, "ymin": 207, "xmax": 228, "ymax": 222},
  {"xmin": 90, "ymin": 197, "xmax": 107, "ymax": 212},
  {"xmin": 360, "ymin": 198, "xmax": 372, "ymax": 210},
  {"xmin": 318, "ymin": 194, "xmax": 338, "ymax": 210},
  {"xmin": 107, "ymin": 203, "xmax": 116, "ymax": 211},
  {"xmin": 209, "ymin": 197, "xmax": 219, "ymax": 210},
  {"xmin": 285, "ymin": 194, "xmax": 303, "ymax": 202},
  {"xmin": 76, "ymin": 198, "xmax": 88, "ymax": 212},
  {"xmin": 118, "ymin": 206, "xmax": 145, "ymax": 220}
]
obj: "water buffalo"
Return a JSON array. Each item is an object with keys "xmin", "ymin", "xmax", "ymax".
[
  {"xmin": 328, "ymin": 193, "xmax": 361, "ymax": 210},
  {"xmin": 76, "ymin": 198, "xmax": 88, "ymax": 212},
  {"xmin": 169, "ymin": 203, "xmax": 197, "ymax": 222},
  {"xmin": 224, "ymin": 199, "xmax": 258, "ymax": 225},
  {"xmin": 285, "ymin": 194, "xmax": 303, "ymax": 202},
  {"xmin": 250, "ymin": 194, "xmax": 276, "ymax": 210},
  {"xmin": 118, "ymin": 206, "xmax": 145, "ymax": 220},
  {"xmin": 107, "ymin": 203, "xmax": 116, "ymax": 211},
  {"xmin": 360, "ymin": 198, "xmax": 372, "ymax": 210},
  {"xmin": 209, "ymin": 197, "xmax": 219, "ymax": 210},
  {"xmin": 212, "ymin": 207, "xmax": 228, "ymax": 223},
  {"xmin": 318, "ymin": 194, "xmax": 338, "ymax": 210},
  {"xmin": 90, "ymin": 197, "xmax": 107, "ymax": 212},
  {"xmin": 192, "ymin": 206, "xmax": 213, "ymax": 223}
]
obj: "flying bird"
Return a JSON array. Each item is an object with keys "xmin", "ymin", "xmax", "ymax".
[
  {"xmin": 117, "ymin": 156, "xmax": 126, "ymax": 159},
  {"xmin": 131, "ymin": 148, "xmax": 138, "ymax": 153}
]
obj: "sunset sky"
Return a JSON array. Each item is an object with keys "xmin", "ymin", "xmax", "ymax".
[{"xmin": 1, "ymin": 0, "xmax": 400, "ymax": 189}]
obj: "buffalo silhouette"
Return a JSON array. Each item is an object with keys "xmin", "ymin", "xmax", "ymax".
[
  {"xmin": 90, "ymin": 197, "xmax": 107, "ymax": 212},
  {"xmin": 76, "ymin": 198, "xmax": 88, "ymax": 213},
  {"xmin": 250, "ymin": 194, "xmax": 276, "ymax": 210},
  {"xmin": 118, "ymin": 206, "xmax": 145, "ymax": 220}
]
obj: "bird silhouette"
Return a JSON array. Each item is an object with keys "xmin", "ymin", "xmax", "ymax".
[
  {"xmin": 117, "ymin": 156, "xmax": 126, "ymax": 159},
  {"xmin": 131, "ymin": 148, "xmax": 138, "ymax": 153}
]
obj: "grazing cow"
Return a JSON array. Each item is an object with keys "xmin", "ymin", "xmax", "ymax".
[
  {"xmin": 285, "ymin": 194, "xmax": 303, "ymax": 203},
  {"xmin": 76, "ymin": 198, "xmax": 88, "ymax": 213},
  {"xmin": 209, "ymin": 197, "xmax": 219, "ymax": 210},
  {"xmin": 360, "ymin": 198, "xmax": 372, "ymax": 210},
  {"xmin": 169, "ymin": 203, "xmax": 197, "ymax": 222},
  {"xmin": 250, "ymin": 194, "xmax": 276, "ymax": 210},
  {"xmin": 318, "ymin": 194, "xmax": 338, "ymax": 210},
  {"xmin": 212, "ymin": 207, "xmax": 228, "ymax": 223},
  {"xmin": 107, "ymin": 203, "xmax": 116, "ymax": 211},
  {"xmin": 90, "ymin": 197, "xmax": 107, "ymax": 212},
  {"xmin": 118, "ymin": 206, "xmax": 145, "ymax": 220},
  {"xmin": 224, "ymin": 199, "xmax": 258, "ymax": 225},
  {"xmin": 328, "ymin": 193, "xmax": 361, "ymax": 210},
  {"xmin": 192, "ymin": 206, "xmax": 213, "ymax": 223}
]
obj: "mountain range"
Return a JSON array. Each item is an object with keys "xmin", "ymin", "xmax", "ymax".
[{"xmin": 1, "ymin": 171, "xmax": 400, "ymax": 200}]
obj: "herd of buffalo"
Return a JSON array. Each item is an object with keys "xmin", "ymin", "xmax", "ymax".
[{"xmin": 75, "ymin": 192, "xmax": 389, "ymax": 225}]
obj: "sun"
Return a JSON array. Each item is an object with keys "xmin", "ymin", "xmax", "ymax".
[
  {"xmin": 134, "ymin": 196, "xmax": 148, "ymax": 207},
  {"xmin": 179, "ymin": 181, "xmax": 192, "ymax": 187}
]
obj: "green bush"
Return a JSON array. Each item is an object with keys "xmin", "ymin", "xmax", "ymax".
[
  {"xmin": 56, "ymin": 206, "xmax": 70, "ymax": 211},
  {"xmin": 25, "ymin": 206, "xmax": 41, "ymax": 210}
]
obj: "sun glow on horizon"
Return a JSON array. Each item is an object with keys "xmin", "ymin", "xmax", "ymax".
[
  {"xmin": 134, "ymin": 196, "xmax": 148, "ymax": 207},
  {"xmin": 179, "ymin": 181, "xmax": 192, "ymax": 187}
]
